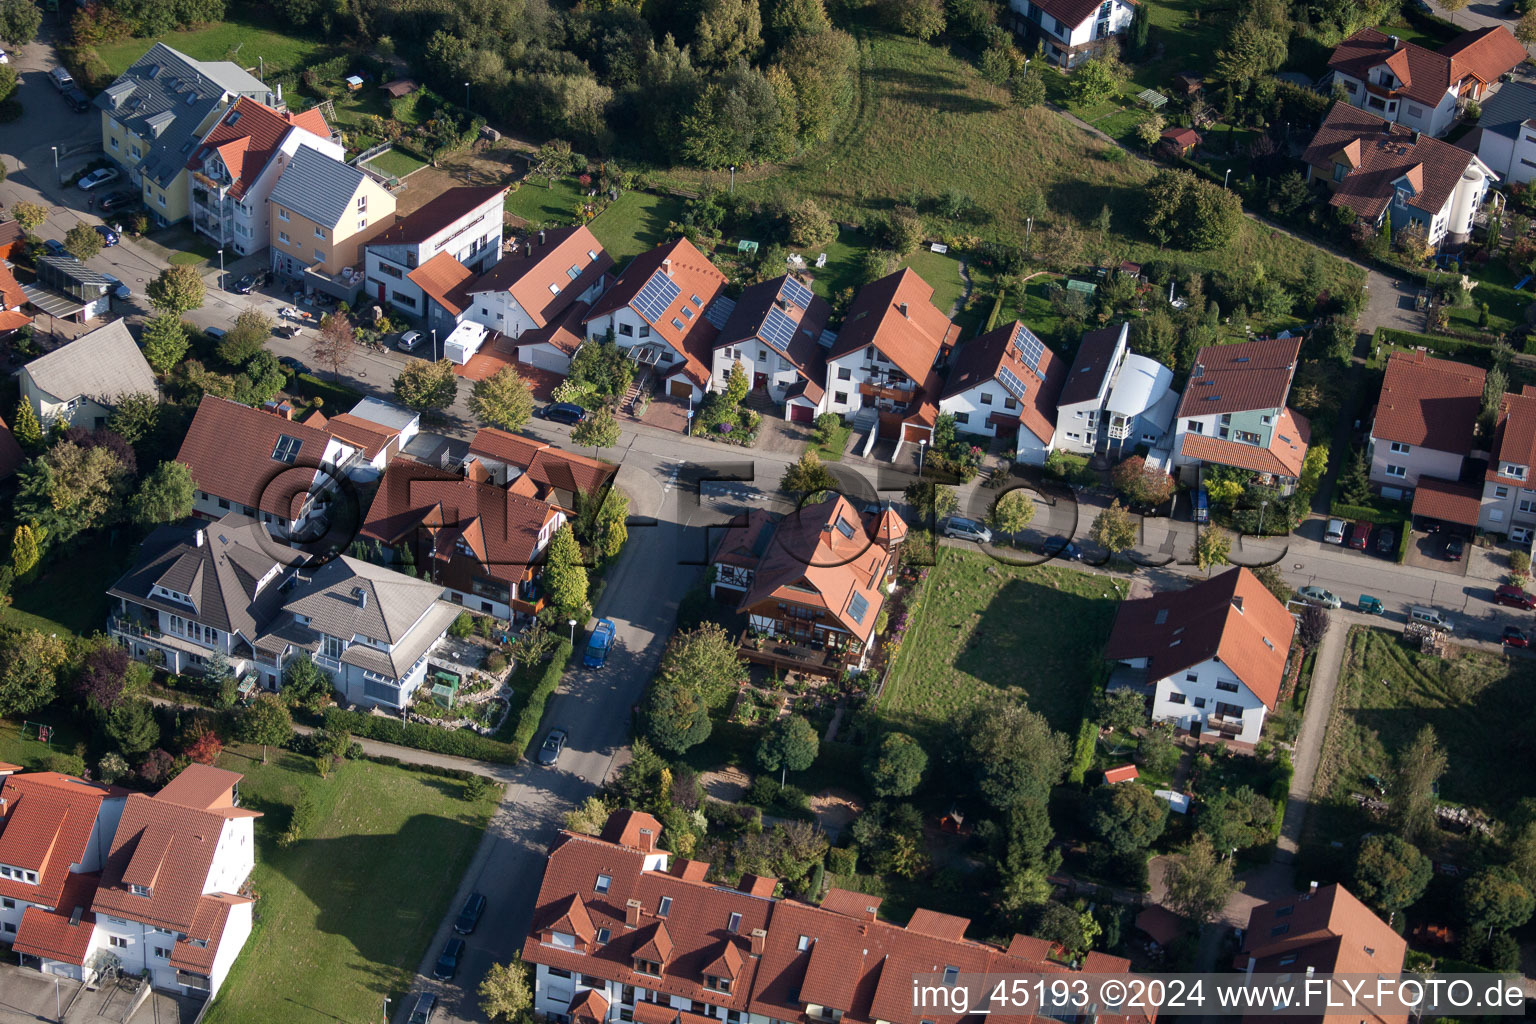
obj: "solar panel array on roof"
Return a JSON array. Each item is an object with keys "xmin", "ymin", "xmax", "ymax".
[
  {"xmin": 996, "ymin": 366, "xmax": 1028, "ymax": 401},
  {"xmin": 1014, "ymin": 324, "xmax": 1047, "ymax": 375},
  {"xmin": 703, "ymin": 295, "xmax": 735, "ymax": 329},
  {"xmin": 271, "ymin": 435, "xmax": 304, "ymax": 463},
  {"xmin": 633, "ymin": 273, "xmax": 680, "ymax": 324},
  {"xmin": 780, "ymin": 276, "xmax": 814, "ymax": 310},
  {"xmin": 760, "ymin": 306, "xmax": 798, "ymax": 354},
  {"xmin": 847, "ymin": 591, "xmax": 869, "ymax": 624}
]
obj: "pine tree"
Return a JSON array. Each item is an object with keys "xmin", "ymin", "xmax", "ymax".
[
  {"xmin": 11, "ymin": 400, "xmax": 41, "ymax": 450},
  {"xmin": 10, "ymin": 523, "xmax": 44, "ymax": 578}
]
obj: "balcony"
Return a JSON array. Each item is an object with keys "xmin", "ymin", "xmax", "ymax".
[
  {"xmin": 858, "ymin": 381, "xmax": 915, "ymax": 403},
  {"xmin": 1106, "ymin": 417, "xmax": 1132, "ymax": 440},
  {"xmin": 738, "ymin": 628, "xmax": 857, "ymax": 678}
]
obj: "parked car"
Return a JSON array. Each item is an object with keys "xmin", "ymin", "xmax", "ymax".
[
  {"xmin": 1040, "ymin": 535, "xmax": 1083, "ymax": 560},
  {"xmin": 939, "ymin": 516, "xmax": 992, "ymax": 543},
  {"xmin": 1298, "ymin": 586, "xmax": 1342, "ymax": 609},
  {"xmin": 99, "ymin": 272, "xmax": 130, "ymax": 300},
  {"xmin": 584, "ymin": 618, "xmax": 615, "ymax": 668},
  {"xmin": 1445, "ymin": 535, "xmax": 1465, "ymax": 561},
  {"xmin": 275, "ymin": 325, "xmax": 303, "ymax": 340},
  {"xmin": 1348, "ymin": 519, "xmax": 1370, "ymax": 551},
  {"xmin": 98, "ymin": 191, "xmax": 139, "ymax": 214},
  {"xmin": 432, "ymin": 937, "xmax": 465, "ymax": 980},
  {"xmin": 1323, "ymin": 518, "xmax": 1346, "ymax": 545},
  {"xmin": 94, "ymin": 224, "xmax": 119, "ymax": 246},
  {"xmin": 1409, "ymin": 606, "xmax": 1455, "ymax": 631},
  {"xmin": 0, "ymin": 48, "xmax": 9, "ymax": 65},
  {"xmin": 1504, "ymin": 626, "xmax": 1530, "ymax": 648},
  {"xmin": 407, "ymin": 992, "xmax": 437, "ymax": 1024},
  {"xmin": 205, "ymin": 326, "xmax": 227, "ymax": 341},
  {"xmin": 541, "ymin": 402, "xmax": 588, "ymax": 425},
  {"xmin": 77, "ymin": 167, "xmax": 120, "ymax": 191},
  {"xmin": 1495, "ymin": 584, "xmax": 1536, "ymax": 610},
  {"xmin": 1375, "ymin": 527, "xmax": 1396, "ymax": 556},
  {"xmin": 63, "ymin": 87, "xmax": 91, "ymax": 113},
  {"xmin": 233, "ymin": 273, "xmax": 256, "ymax": 294},
  {"xmin": 277, "ymin": 356, "xmax": 306, "ymax": 374},
  {"xmin": 454, "ymin": 892, "xmax": 486, "ymax": 935},
  {"xmin": 398, "ymin": 329, "xmax": 422, "ymax": 351},
  {"xmin": 1193, "ymin": 487, "xmax": 1209, "ymax": 524},
  {"xmin": 42, "ymin": 238, "xmax": 67, "ymax": 257},
  {"xmin": 538, "ymin": 728, "xmax": 568, "ymax": 767},
  {"xmin": 49, "ymin": 66, "xmax": 74, "ymax": 91}
]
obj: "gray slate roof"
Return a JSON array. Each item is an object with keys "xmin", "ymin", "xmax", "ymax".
[
  {"xmin": 347, "ymin": 397, "xmax": 419, "ymax": 433},
  {"xmin": 1479, "ymin": 81, "xmax": 1536, "ymax": 141},
  {"xmin": 269, "ymin": 146, "xmax": 366, "ymax": 229},
  {"xmin": 96, "ymin": 42, "xmax": 273, "ymax": 188},
  {"xmin": 23, "ymin": 319, "xmax": 158, "ymax": 406},
  {"xmin": 107, "ymin": 514, "xmax": 295, "ymax": 639}
]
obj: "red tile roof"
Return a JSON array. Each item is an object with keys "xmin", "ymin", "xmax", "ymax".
[
  {"xmin": 1180, "ymin": 406, "xmax": 1311, "ymax": 479},
  {"xmin": 321, "ymin": 412, "xmax": 400, "ymax": 460},
  {"xmin": 1442, "ymin": 26, "xmax": 1529, "ymax": 86},
  {"xmin": 1160, "ymin": 127, "xmax": 1200, "ymax": 149},
  {"xmin": 1106, "ymin": 567, "xmax": 1295, "ymax": 709},
  {"xmin": 0, "ymin": 773, "xmax": 121, "ymax": 908},
  {"xmin": 1302, "ymin": 103, "xmax": 1483, "ymax": 223},
  {"xmin": 1328, "ymin": 29, "xmax": 1457, "ymax": 107},
  {"xmin": 586, "ymin": 237, "xmax": 726, "ymax": 387},
  {"xmin": 176, "ymin": 396, "xmax": 336, "ymax": 520},
  {"xmin": 367, "ymin": 185, "xmax": 507, "ymax": 249},
  {"xmin": 1177, "ymin": 337, "xmax": 1301, "ymax": 417},
  {"xmin": 409, "ymin": 252, "xmax": 476, "ymax": 317},
  {"xmin": 1487, "ymin": 385, "xmax": 1536, "ymax": 484},
  {"xmin": 1104, "ymin": 764, "xmax": 1140, "ymax": 784},
  {"xmin": 188, "ymin": 97, "xmax": 333, "ymax": 200},
  {"xmin": 942, "ymin": 320, "xmax": 1065, "ymax": 444},
  {"xmin": 470, "ymin": 225, "xmax": 612, "ymax": 328},
  {"xmin": 1239, "ymin": 884, "xmax": 1406, "ymax": 1024},
  {"xmin": 468, "ymin": 428, "xmax": 618, "ymax": 504},
  {"xmin": 829, "ymin": 269, "xmax": 957, "ymax": 386},
  {"xmin": 1411, "ymin": 476, "xmax": 1483, "ymax": 527},
  {"xmin": 0, "ymin": 259, "xmax": 26, "ymax": 311},
  {"xmin": 1372, "ymin": 350, "xmax": 1484, "ymax": 453},
  {"xmin": 155, "ymin": 764, "xmax": 244, "ymax": 811},
  {"xmin": 12, "ymin": 871, "xmax": 101, "ymax": 966}
]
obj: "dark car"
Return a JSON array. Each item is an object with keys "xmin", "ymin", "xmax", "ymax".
[
  {"xmin": 454, "ymin": 892, "xmax": 486, "ymax": 935},
  {"xmin": 432, "ymin": 937, "xmax": 465, "ymax": 980},
  {"xmin": 233, "ymin": 273, "xmax": 256, "ymax": 294},
  {"xmin": 99, "ymin": 191, "xmax": 138, "ymax": 214},
  {"xmin": 1495, "ymin": 584, "xmax": 1536, "ymax": 609},
  {"xmin": 94, "ymin": 224, "xmax": 119, "ymax": 247},
  {"xmin": 537, "ymin": 727, "xmax": 568, "ymax": 767},
  {"xmin": 1376, "ymin": 527, "xmax": 1396, "ymax": 556},
  {"xmin": 541, "ymin": 402, "xmax": 588, "ymax": 425},
  {"xmin": 277, "ymin": 356, "xmax": 306, "ymax": 374},
  {"xmin": 1445, "ymin": 535, "xmax": 1466, "ymax": 561},
  {"xmin": 42, "ymin": 238, "xmax": 67, "ymax": 257},
  {"xmin": 1504, "ymin": 626, "xmax": 1530, "ymax": 648},
  {"xmin": 1040, "ymin": 535, "xmax": 1083, "ymax": 560},
  {"xmin": 63, "ymin": 86, "xmax": 91, "ymax": 113},
  {"xmin": 274, "ymin": 325, "xmax": 302, "ymax": 340},
  {"xmin": 407, "ymin": 992, "xmax": 437, "ymax": 1024}
]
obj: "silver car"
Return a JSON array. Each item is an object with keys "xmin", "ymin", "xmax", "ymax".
[
  {"xmin": 1298, "ymin": 586, "xmax": 1342, "ymax": 609},
  {"xmin": 939, "ymin": 516, "xmax": 992, "ymax": 543},
  {"xmin": 398, "ymin": 330, "xmax": 422, "ymax": 351}
]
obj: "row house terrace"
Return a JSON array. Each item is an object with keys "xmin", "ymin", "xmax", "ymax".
[
  {"xmin": 709, "ymin": 274, "xmax": 834, "ymax": 419},
  {"xmin": 523, "ymin": 809, "xmax": 1155, "ymax": 1024}
]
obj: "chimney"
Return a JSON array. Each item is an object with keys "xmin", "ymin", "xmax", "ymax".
[
  {"xmin": 1410, "ymin": 129, "xmax": 1420, "ymax": 144},
  {"xmin": 277, "ymin": 401, "xmax": 294, "ymax": 420},
  {"xmin": 637, "ymin": 827, "xmax": 656, "ymax": 853},
  {"xmin": 662, "ymin": 258, "xmax": 673, "ymax": 277},
  {"xmin": 898, "ymin": 302, "xmax": 909, "ymax": 318},
  {"xmin": 1231, "ymin": 595, "xmax": 1244, "ymax": 613},
  {"xmin": 195, "ymin": 529, "xmax": 205, "ymax": 548},
  {"xmin": 750, "ymin": 927, "xmax": 767, "ymax": 956},
  {"xmin": 539, "ymin": 229, "xmax": 546, "ymax": 245},
  {"xmin": 625, "ymin": 898, "xmax": 642, "ymax": 928},
  {"xmin": 354, "ymin": 586, "xmax": 368, "ymax": 609}
]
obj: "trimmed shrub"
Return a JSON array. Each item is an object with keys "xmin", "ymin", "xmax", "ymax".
[
  {"xmin": 1068, "ymin": 715, "xmax": 1097, "ymax": 784},
  {"xmin": 324, "ymin": 707, "xmax": 521, "ymax": 764},
  {"xmin": 507, "ymin": 640, "xmax": 575, "ymax": 757}
]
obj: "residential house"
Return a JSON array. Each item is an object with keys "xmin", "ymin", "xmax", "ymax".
[
  {"xmin": 709, "ymin": 496, "xmax": 901, "ymax": 678},
  {"xmin": 267, "ymin": 146, "xmax": 395, "ymax": 286},
  {"xmin": 1325, "ymin": 26, "xmax": 1526, "ymax": 138},
  {"xmin": 363, "ymin": 185, "xmax": 508, "ymax": 321},
  {"xmin": 359, "ymin": 458, "xmax": 568, "ymax": 620},
  {"xmin": 20, "ymin": 319, "xmax": 158, "ymax": 429},
  {"xmin": 0, "ymin": 219, "xmax": 25, "ymax": 261},
  {"xmin": 1473, "ymin": 81, "xmax": 1536, "ymax": 184},
  {"xmin": 106, "ymin": 514, "xmax": 299, "ymax": 680},
  {"xmin": 96, "ymin": 43, "xmax": 277, "ymax": 226},
  {"xmin": 0, "ymin": 770, "xmax": 126, "ymax": 972},
  {"xmin": 1302, "ymin": 102, "xmax": 1495, "ymax": 247},
  {"xmin": 823, "ymin": 268, "xmax": 958, "ymax": 452},
  {"xmin": 407, "ymin": 252, "xmax": 479, "ymax": 339},
  {"xmin": 1105, "ymin": 567, "xmax": 1295, "ymax": 746},
  {"xmin": 185, "ymin": 97, "xmax": 340, "ymax": 255},
  {"xmin": 583, "ymin": 237, "xmax": 732, "ymax": 402},
  {"xmin": 1368, "ymin": 350, "xmax": 1484, "ymax": 495},
  {"xmin": 0, "ymin": 258, "xmax": 32, "ymax": 338},
  {"xmin": 1480, "ymin": 385, "xmax": 1536, "ymax": 544},
  {"xmin": 298, "ymin": 397, "xmax": 420, "ymax": 482},
  {"xmin": 710, "ymin": 274, "xmax": 833, "ymax": 418},
  {"xmin": 1236, "ymin": 884, "xmax": 1407, "ymax": 1024},
  {"xmin": 87, "ymin": 765, "xmax": 261, "ymax": 998},
  {"xmin": 26, "ymin": 254, "xmax": 115, "ymax": 322},
  {"xmin": 463, "ymin": 427, "xmax": 619, "ymax": 510},
  {"xmin": 522, "ymin": 808, "xmax": 1155, "ymax": 1024},
  {"xmin": 938, "ymin": 320, "xmax": 1065, "ymax": 464},
  {"xmin": 1050, "ymin": 322, "xmax": 1179, "ymax": 460},
  {"xmin": 461, "ymin": 226, "xmax": 612, "ymax": 373},
  {"xmin": 1171, "ymin": 337, "xmax": 1311, "ymax": 492},
  {"xmin": 1006, "ymin": 0, "xmax": 1139, "ymax": 69},
  {"xmin": 176, "ymin": 395, "xmax": 365, "ymax": 536}
]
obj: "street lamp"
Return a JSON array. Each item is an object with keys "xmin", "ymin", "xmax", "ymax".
[
  {"xmin": 568, "ymin": 618, "xmax": 577, "ymax": 644},
  {"xmin": 1025, "ymin": 215, "xmax": 1033, "ymax": 245},
  {"xmin": 1224, "ymin": 168, "xmax": 1232, "ymax": 189},
  {"xmin": 431, "ymin": 328, "xmax": 437, "ymax": 362},
  {"xmin": 217, "ymin": 248, "xmax": 224, "ymax": 291},
  {"xmin": 51, "ymin": 146, "xmax": 58, "ymax": 184},
  {"xmin": 917, "ymin": 438, "xmax": 928, "ymax": 478},
  {"xmin": 1257, "ymin": 499, "xmax": 1269, "ymax": 537},
  {"xmin": 729, "ymin": 164, "xmax": 736, "ymax": 194},
  {"xmin": 464, "ymin": 81, "xmax": 470, "ymax": 115},
  {"xmin": 383, "ymin": 996, "xmax": 391, "ymax": 1023}
]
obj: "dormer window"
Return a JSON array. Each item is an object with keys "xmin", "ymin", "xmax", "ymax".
[
  {"xmin": 706, "ymin": 975, "xmax": 732, "ymax": 993},
  {"xmin": 634, "ymin": 957, "xmax": 661, "ymax": 977},
  {"xmin": 1505, "ymin": 463, "xmax": 1528, "ymax": 481},
  {"xmin": 657, "ymin": 896, "xmax": 672, "ymax": 918},
  {"xmin": 130, "ymin": 884, "xmax": 151, "ymax": 897},
  {"xmin": 595, "ymin": 874, "xmax": 612, "ymax": 894}
]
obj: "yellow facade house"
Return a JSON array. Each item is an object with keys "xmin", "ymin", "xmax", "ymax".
[{"xmin": 267, "ymin": 146, "xmax": 396, "ymax": 280}]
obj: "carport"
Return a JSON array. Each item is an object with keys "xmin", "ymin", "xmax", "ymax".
[{"xmin": 1410, "ymin": 477, "xmax": 1482, "ymax": 534}]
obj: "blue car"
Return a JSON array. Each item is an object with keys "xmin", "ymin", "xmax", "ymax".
[
  {"xmin": 583, "ymin": 618, "xmax": 615, "ymax": 668},
  {"xmin": 94, "ymin": 224, "xmax": 119, "ymax": 246},
  {"xmin": 42, "ymin": 238, "xmax": 67, "ymax": 257}
]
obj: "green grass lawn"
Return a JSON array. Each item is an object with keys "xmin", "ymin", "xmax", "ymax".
[
  {"xmin": 95, "ymin": 20, "xmax": 329, "ymax": 79},
  {"xmin": 0, "ymin": 715, "xmax": 87, "ymax": 769},
  {"xmin": 288, "ymin": 372, "xmax": 363, "ymax": 413},
  {"xmin": 504, "ymin": 178, "xmax": 588, "ymax": 228},
  {"xmin": 587, "ymin": 190, "xmax": 688, "ymax": 264},
  {"xmin": 362, "ymin": 147, "xmax": 428, "ymax": 181},
  {"xmin": 1317, "ymin": 627, "xmax": 1536, "ymax": 821},
  {"xmin": 3, "ymin": 540, "xmax": 135, "ymax": 638},
  {"xmin": 203, "ymin": 744, "xmax": 498, "ymax": 1024},
  {"xmin": 810, "ymin": 421, "xmax": 851, "ymax": 461},
  {"xmin": 880, "ymin": 548, "xmax": 1128, "ymax": 746}
]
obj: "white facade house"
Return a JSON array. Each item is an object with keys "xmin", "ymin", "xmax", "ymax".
[
  {"xmin": 1051, "ymin": 322, "xmax": 1128, "ymax": 455},
  {"xmin": 1480, "ymin": 386, "xmax": 1536, "ymax": 545},
  {"xmin": 362, "ymin": 185, "xmax": 507, "ymax": 320},
  {"xmin": 938, "ymin": 320, "xmax": 1065, "ymax": 466},
  {"xmin": 1368, "ymin": 351, "xmax": 1484, "ymax": 496},
  {"xmin": 20, "ymin": 319, "xmax": 158, "ymax": 430},
  {"xmin": 710, "ymin": 274, "xmax": 833, "ymax": 418},
  {"xmin": 1106, "ymin": 568, "xmax": 1295, "ymax": 747},
  {"xmin": 1473, "ymin": 82, "xmax": 1536, "ymax": 185},
  {"xmin": 1008, "ymin": 0, "xmax": 1137, "ymax": 68},
  {"xmin": 1170, "ymin": 337, "xmax": 1311, "ymax": 490}
]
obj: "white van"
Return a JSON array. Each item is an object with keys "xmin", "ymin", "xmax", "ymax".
[{"xmin": 1409, "ymin": 606, "xmax": 1454, "ymax": 632}]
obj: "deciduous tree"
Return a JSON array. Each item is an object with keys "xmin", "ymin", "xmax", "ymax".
[
  {"xmin": 865, "ymin": 732, "xmax": 928, "ymax": 797},
  {"xmin": 1113, "ymin": 457, "xmax": 1174, "ymax": 506},
  {"xmin": 955, "ymin": 698, "xmax": 1068, "ymax": 809},
  {"xmin": 781, "ymin": 448, "xmax": 838, "ymax": 498},
  {"xmin": 76, "ymin": 642, "xmax": 130, "ymax": 710},
  {"xmin": 10, "ymin": 199, "xmax": 46, "ymax": 233},
  {"xmin": 470, "ymin": 365, "xmax": 535, "ymax": 431},
  {"xmin": 281, "ymin": 657, "xmax": 334, "ymax": 714},
  {"xmin": 217, "ymin": 308, "xmax": 273, "ymax": 366},
  {"xmin": 757, "ymin": 714, "xmax": 819, "ymax": 775},
  {"xmin": 1197, "ymin": 785, "xmax": 1275, "ymax": 855},
  {"xmin": 542, "ymin": 524, "xmax": 589, "ymax": 621},
  {"xmin": 1091, "ymin": 781, "xmax": 1168, "ymax": 855},
  {"xmin": 64, "ymin": 223, "xmax": 103, "ymax": 261},
  {"xmin": 129, "ymin": 461, "xmax": 194, "ymax": 525},
  {"xmin": 1390, "ymin": 724, "xmax": 1447, "ymax": 844},
  {"xmin": 657, "ymin": 622, "xmax": 743, "ymax": 710},
  {"xmin": 481, "ymin": 954, "xmax": 535, "ymax": 1023},
  {"xmin": 571, "ymin": 404, "xmax": 620, "ymax": 458},
  {"xmin": 1090, "ymin": 500, "xmax": 1138, "ymax": 554},
  {"xmin": 1073, "ymin": 55, "xmax": 1125, "ymax": 106},
  {"xmin": 988, "ymin": 488, "xmax": 1035, "ymax": 542},
  {"xmin": 392, "ymin": 359, "xmax": 460, "ymax": 412},
  {"xmin": 643, "ymin": 677, "xmax": 712, "ymax": 753},
  {"xmin": 904, "ymin": 479, "xmax": 957, "ymax": 521},
  {"xmin": 142, "ymin": 314, "xmax": 190, "ymax": 374},
  {"xmin": 238, "ymin": 693, "xmax": 293, "ymax": 763},
  {"xmin": 146, "ymin": 265, "xmax": 206, "ymax": 317},
  {"xmin": 1353, "ymin": 834, "xmax": 1431, "ymax": 917},
  {"xmin": 107, "ymin": 392, "xmax": 159, "ymax": 446},
  {"xmin": 310, "ymin": 312, "xmax": 355, "ymax": 381},
  {"xmin": 883, "ymin": 0, "xmax": 945, "ymax": 41},
  {"xmin": 1464, "ymin": 866, "xmax": 1535, "ymax": 933},
  {"xmin": 0, "ymin": 627, "xmax": 70, "ymax": 716},
  {"xmin": 14, "ymin": 440, "xmax": 131, "ymax": 543},
  {"xmin": 1194, "ymin": 527, "xmax": 1231, "ymax": 570},
  {"xmin": 1164, "ymin": 834, "xmax": 1243, "ymax": 925},
  {"xmin": 695, "ymin": 0, "xmax": 763, "ymax": 69}
]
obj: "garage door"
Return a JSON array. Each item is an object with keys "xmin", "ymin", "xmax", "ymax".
[
  {"xmin": 529, "ymin": 344, "xmax": 570, "ymax": 373},
  {"xmin": 669, "ymin": 379, "xmax": 693, "ymax": 399},
  {"xmin": 788, "ymin": 403, "xmax": 814, "ymax": 423}
]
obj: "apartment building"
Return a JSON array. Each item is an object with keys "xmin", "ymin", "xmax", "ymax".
[
  {"xmin": 267, "ymin": 146, "xmax": 395, "ymax": 280},
  {"xmin": 363, "ymin": 185, "xmax": 508, "ymax": 321}
]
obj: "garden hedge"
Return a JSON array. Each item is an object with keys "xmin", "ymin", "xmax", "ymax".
[
  {"xmin": 323, "ymin": 707, "xmax": 521, "ymax": 764},
  {"xmin": 507, "ymin": 639, "xmax": 575, "ymax": 757},
  {"xmin": 1067, "ymin": 715, "xmax": 1096, "ymax": 785}
]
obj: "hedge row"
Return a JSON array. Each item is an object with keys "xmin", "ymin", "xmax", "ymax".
[
  {"xmin": 323, "ymin": 706, "xmax": 521, "ymax": 764},
  {"xmin": 1396, "ymin": 521, "xmax": 1412, "ymax": 564},
  {"xmin": 1328, "ymin": 501, "xmax": 1408, "ymax": 526},
  {"xmin": 1267, "ymin": 752, "xmax": 1294, "ymax": 841},
  {"xmin": 1067, "ymin": 715, "xmax": 1096, "ymax": 785},
  {"xmin": 507, "ymin": 639, "xmax": 575, "ymax": 758},
  {"xmin": 1373, "ymin": 326, "xmax": 1502, "ymax": 362}
]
